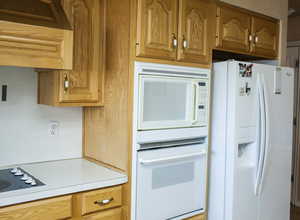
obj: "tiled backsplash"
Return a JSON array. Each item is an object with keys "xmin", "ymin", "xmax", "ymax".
[{"xmin": 0, "ymin": 67, "xmax": 82, "ymax": 167}]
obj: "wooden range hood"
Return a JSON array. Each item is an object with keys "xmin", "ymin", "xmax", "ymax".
[{"xmin": 0, "ymin": 0, "xmax": 73, "ymax": 70}]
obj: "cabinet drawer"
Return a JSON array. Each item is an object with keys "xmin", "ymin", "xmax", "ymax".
[
  {"xmin": 82, "ymin": 208, "xmax": 123, "ymax": 220},
  {"xmin": 185, "ymin": 214, "xmax": 205, "ymax": 220},
  {"xmin": 0, "ymin": 195, "xmax": 72, "ymax": 220},
  {"xmin": 81, "ymin": 186, "xmax": 122, "ymax": 215}
]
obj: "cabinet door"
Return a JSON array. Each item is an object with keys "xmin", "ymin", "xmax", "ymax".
[
  {"xmin": 0, "ymin": 196, "xmax": 72, "ymax": 220},
  {"xmin": 58, "ymin": 0, "xmax": 103, "ymax": 103},
  {"xmin": 177, "ymin": 0, "xmax": 215, "ymax": 64},
  {"xmin": 216, "ymin": 6, "xmax": 251, "ymax": 53},
  {"xmin": 251, "ymin": 16, "xmax": 278, "ymax": 58},
  {"xmin": 82, "ymin": 208, "xmax": 123, "ymax": 220},
  {"xmin": 136, "ymin": 0, "xmax": 178, "ymax": 60}
]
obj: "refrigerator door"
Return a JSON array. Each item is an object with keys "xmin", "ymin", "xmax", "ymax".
[
  {"xmin": 209, "ymin": 61, "xmax": 260, "ymax": 220},
  {"xmin": 232, "ymin": 61, "xmax": 260, "ymax": 220},
  {"xmin": 253, "ymin": 65, "xmax": 294, "ymax": 220}
]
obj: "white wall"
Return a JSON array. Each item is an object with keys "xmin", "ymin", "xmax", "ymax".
[
  {"xmin": 220, "ymin": 0, "xmax": 288, "ymax": 65},
  {"xmin": 0, "ymin": 67, "xmax": 82, "ymax": 167}
]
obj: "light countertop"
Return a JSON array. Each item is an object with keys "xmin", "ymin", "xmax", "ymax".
[{"xmin": 0, "ymin": 158, "xmax": 128, "ymax": 207}]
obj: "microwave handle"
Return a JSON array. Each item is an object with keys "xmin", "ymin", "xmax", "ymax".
[
  {"xmin": 139, "ymin": 150, "xmax": 207, "ymax": 166},
  {"xmin": 191, "ymin": 82, "xmax": 200, "ymax": 125}
]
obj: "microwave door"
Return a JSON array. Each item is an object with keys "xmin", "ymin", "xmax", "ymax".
[{"xmin": 138, "ymin": 75, "xmax": 195, "ymax": 130}]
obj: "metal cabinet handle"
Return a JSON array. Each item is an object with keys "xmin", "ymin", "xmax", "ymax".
[
  {"xmin": 249, "ymin": 35, "xmax": 253, "ymax": 42},
  {"xmin": 255, "ymin": 36, "xmax": 258, "ymax": 43},
  {"xmin": 172, "ymin": 33, "xmax": 178, "ymax": 49},
  {"xmin": 63, "ymin": 74, "xmax": 70, "ymax": 93},
  {"xmin": 94, "ymin": 198, "xmax": 114, "ymax": 206},
  {"xmin": 182, "ymin": 35, "xmax": 188, "ymax": 49}
]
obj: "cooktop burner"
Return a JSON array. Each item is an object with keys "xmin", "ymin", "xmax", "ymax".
[{"xmin": 0, "ymin": 168, "xmax": 45, "ymax": 193}]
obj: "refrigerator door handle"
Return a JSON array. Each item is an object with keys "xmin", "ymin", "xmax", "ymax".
[
  {"xmin": 255, "ymin": 74, "xmax": 267, "ymax": 195},
  {"xmin": 258, "ymin": 75, "xmax": 270, "ymax": 195},
  {"xmin": 255, "ymin": 74, "xmax": 270, "ymax": 196}
]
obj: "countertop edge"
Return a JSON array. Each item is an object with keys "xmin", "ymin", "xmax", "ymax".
[{"xmin": 0, "ymin": 176, "xmax": 128, "ymax": 207}]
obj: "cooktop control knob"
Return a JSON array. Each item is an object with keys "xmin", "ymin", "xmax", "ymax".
[
  {"xmin": 31, "ymin": 180, "xmax": 37, "ymax": 186},
  {"xmin": 25, "ymin": 177, "xmax": 33, "ymax": 184},
  {"xmin": 10, "ymin": 168, "xmax": 18, "ymax": 174},
  {"xmin": 21, "ymin": 174, "xmax": 29, "ymax": 181},
  {"xmin": 14, "ymin": 170, "xmax": 23, "ymax": 176}
]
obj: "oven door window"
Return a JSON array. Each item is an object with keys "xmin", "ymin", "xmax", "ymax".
[
  {"xmin": 138, "ymin": 75, "xmax": 195, "ymax": 130},
  {"xmin": 152, "ymin": 162, "xmax": 194, "ymax": 189},
  {"xmin": 136, "ymin": 145, "xmax": 207, "ymax": 220}
]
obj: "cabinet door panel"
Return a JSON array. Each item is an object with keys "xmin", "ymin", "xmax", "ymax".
[
  {"xmin": 177, "ymin": 0, "xmax": 215, "ymax": 64},
  {"xmin": 0, "ymin": 196, "xmax": 72, "ymax": 220},
  {"xmin": 136, "ymin": 0, "xmax": 178, "ymax": 60},
  {"xmin": 58, "ymin": 0, "xmax": 102, "ymax": 103},
  {"xmin": 216, "ymin": 6, "xmax": 251, "ymax": 53},
  {"xmin": 251, "ymin": 16, "xmax": 278, "ymax": 58}
]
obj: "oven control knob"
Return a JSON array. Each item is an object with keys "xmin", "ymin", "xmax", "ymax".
[
  {"xmin": 31, "ymin": 180, "xmax": 37, "ymax": 186},
  {"xmin": 14, "ymin": 170, "xmax": 23, "ymax": 176},
  {"xmin": 21, "ymin": 174, "xmax": 29, "ymax": 181},
  {"xmin": 10, "ymin": 168, "xmax": 18, "ymax": 174},
  {"xmin": 25, "ymin": 178, "xmax": 33, "ymax": 184}
]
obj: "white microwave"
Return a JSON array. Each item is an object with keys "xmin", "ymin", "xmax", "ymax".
[{"xmin": 137, "ymin": 65, "xmax": 210, "ymax": 131}]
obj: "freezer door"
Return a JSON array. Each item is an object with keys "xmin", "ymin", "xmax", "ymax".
[
  {"xmin": 253, "ymin": 65, "xmax": 294, "ymax": 220},
  {"xmin": 231, "ymin": 61, "xmax": 260, "ymax": 220}
]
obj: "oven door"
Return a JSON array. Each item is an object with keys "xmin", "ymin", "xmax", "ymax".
[
  {"xmin": 138, "ymin": 75, "xmax": 198, "ymax": 130},
  {"xmin": 136, "ymin": 144, "xmax": 207, "ymax": 220}
]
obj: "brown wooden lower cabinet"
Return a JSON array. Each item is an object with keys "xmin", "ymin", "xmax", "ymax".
[{"xmin": 0, "ymin": 185, "xmax": 124, "ymax": 220}]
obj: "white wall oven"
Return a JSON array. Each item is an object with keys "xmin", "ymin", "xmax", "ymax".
[
  {"xmin": 132, "ymin": 62, "xmax": 211, "ymax": 220},
  {"xmin": 137, "ymin": 63, "xmax": 209, "ymax": 130},
  {"xmin": 136, "ymin": 139, "xmax": 208, "ymax": 220}
]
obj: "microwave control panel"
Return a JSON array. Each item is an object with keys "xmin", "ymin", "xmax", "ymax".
[{"xmin": 197, "ymin": 80, "xmax": 209, "ymax": 126}]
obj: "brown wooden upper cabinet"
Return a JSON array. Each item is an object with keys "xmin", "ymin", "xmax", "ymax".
[
  {"xmin": 38, "ymin": 0, "xmax": 105, "ymax": 107},
  {"xmin": 251, "ymin": 16, "xmax": 278, "ymax": 58},
  {"xmin": 216, "ymin": 4, "xmax": 279, "ymax": 59},
  {"xmin": 136, "ymin": 0, "xmax": 215, "ymax": 65}
]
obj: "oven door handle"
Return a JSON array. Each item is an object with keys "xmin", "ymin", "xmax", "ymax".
[{"xmin": 139, "ymin": 150, "xmax": 207, "ymax": 166}]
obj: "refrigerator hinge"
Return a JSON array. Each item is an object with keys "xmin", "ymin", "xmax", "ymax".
[
  {"xmin": 292, "ymin": 174, "xmax": 295, "ymax": 183},
  {"xmin": 296, "ymin": 59, "xmax": 299, "ymax": 68},
  {"xmin": 294, "ymin": 117, "xmax": 297, "ymax": 126}
]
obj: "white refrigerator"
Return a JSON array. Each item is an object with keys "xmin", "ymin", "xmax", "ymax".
[{"xmin": 208, "ymin": 60, "xmax": 294, "ymax": 220}]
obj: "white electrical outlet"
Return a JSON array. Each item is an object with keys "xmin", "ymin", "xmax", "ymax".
[{"xmin": 49, "ymin": 121, "xmax": 59, "ymax": 136}]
